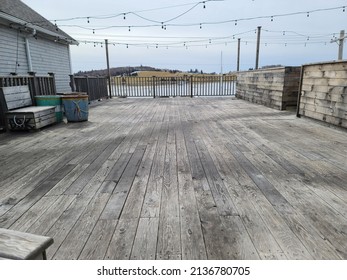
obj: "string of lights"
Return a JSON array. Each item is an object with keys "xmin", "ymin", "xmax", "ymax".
[
  {"xmin": 28, "ymin": 0, "xmax": 219, "ymax": 24},
  {"xmin": 72, "ymin": 28, "xmax": 338, "ymax": 49},
  {"xmin": 54, "ymin": 5, "xmax": 345, "ymax": 33}
]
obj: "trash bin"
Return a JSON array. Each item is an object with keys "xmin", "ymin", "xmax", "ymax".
[
  {"xmin": 35, "ymin": 95, "xmax": 63, "ymax": 122},
  {"xmin": 61, "ymin": 95, "xmax": 89, "ymax": 122}
]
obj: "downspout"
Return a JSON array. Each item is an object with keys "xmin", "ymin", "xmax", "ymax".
[
  {"xmin": 68, "ymin": 44, "xmax": 73, "ymax": 75},
  {"xmin": 25, "ymin": 37, "xmax": 33, "ymax": 72}
]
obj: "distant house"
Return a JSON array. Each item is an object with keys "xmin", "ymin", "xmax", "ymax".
[{"xmin": 0, "ymin": 0, "xmax": 78, "ymax": 91}]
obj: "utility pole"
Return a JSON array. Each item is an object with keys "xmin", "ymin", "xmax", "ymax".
[
  {"xmin": 331, "ymin": 30, "xmax": 346, "ymax": 60},
  {"xmin": 255, "ymin": 26, "xmax": 261, "ymax": 70},
  {"xmin": 237, "ymin": 38, "xmax": 241, "ymax": 71},
  {"xmin": 105, "ymin": 39, "xmax": 112, "ymax": 98}
]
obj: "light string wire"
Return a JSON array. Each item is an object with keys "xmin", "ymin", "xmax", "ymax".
[
  {"xmin": 74, "ymin": 28, "xmax": 338, "ymax": 49},
  {"xmin": 52, "ymin": 5, "xmax": 346, "ymax": 32}
]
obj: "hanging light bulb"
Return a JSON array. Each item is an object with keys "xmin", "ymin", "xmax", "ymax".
[
  {"xmin": 161, "ymin": 22, "xmax": 164, "ymax": 29},
  {"xmin": 235, "ymin": 20, "xmax": 237, "ymax": 26},
  {"xmin": 93, "ymin": 29, "xmax": 95, "ymax": 34},
  {"xmin": 271, "ymin": 16, "xmax": 274, "ymax": 22},
  {"xmin": 87, "ymin": 17, "xmax": 90, "ymax": 23},
  {"xmin": 283, "ymin": 31, "xmax": 285, "ymax": 35},
  {"xmin": 203, "ymin": 1, "xmax": 206, "ymax": 8},
  {"xmin": 343, "ymin": 6, "xmax": 345, "ymax": 12},
  {"xmin": 126, "ymin": 44, "xmax": 129, "ymax": 48},
  {"xmin": 128, "ymin": 26, "xmax": 131, "ymax": 32},
  {"xmin": 307, "ymin": 12, "xmax": 310, "ymax": 17},
  {"xmin": 200, "ymin": 23, "xmax": 202, "ymax": 29},
  {"xmin": 123, "ymin": 13, "xmax": 126, "ymax": 20}
]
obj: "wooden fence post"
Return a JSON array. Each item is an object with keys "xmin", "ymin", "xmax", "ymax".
[
  {"xmin": 152, "ymin": 76, "xmax": 156, "ymax": 98},
  {"xmin": 69, "ymin": 74, "xmax": 76, "ymax": 92},
  {"xmin": 85, "ymin": 76, "xmax": 90, "ymax": 98},
  {"xmin": 190, "ymin": 76, "xmax": 194, "ymax": 98},
  {"xmin": 28, "ymin": 71, "xmax": 38, "ymax": 100},
  {"xmin": 48, "ymin": 72, "xmax": 57, "ymax": 95}
]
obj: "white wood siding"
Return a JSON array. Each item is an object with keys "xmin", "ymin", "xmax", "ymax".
[
  {"xmin": 0, "ymin": 24, "xmax": 72, "ymax": 92},
  {"xmin": 0, "ymin": 25, "xmax": 28, "ymax": 74},
  {"xmin": 28, "ymin": 37, "xmax": 71, "ymax": 92}
]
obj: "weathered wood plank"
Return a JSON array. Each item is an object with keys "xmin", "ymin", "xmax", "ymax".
[
  {"xmin": 141, "ymin": 121, "xmax": 168, "ymax": 218},
  {"xmin": 130, "ymin": 217, "xmax": 159, "ymax": 260},
  {"xmin": 156, "ymin": 121, "xmax": 181, "ymax": 260},
  {"xmin": 0, "ymin": 164, "xmax": 76, "ymax": 228},
  {"xmin": 120, "ymin": 122, "xmax": 160, "ymax": 219},
  {"xmin": 104, "ymin": 218, "xmax": 138, "ymax": 260},
  {"xmin": 52, "ymin": 193, "xmax": 110, "ymax": 260},
  {"xmin": 176, "ymin": 119, "xmax": 207, "ymax": 260},
  {"xmin": 79, "ymin": 219, "xmax": 118, "ymax": 260},
  {"xmin": 200, "ymin": 121, "xmax": 310, "ymax": 259},
  {"xmin": 100, "ymin": 146, "xmax": 146, "ymax": 220}
]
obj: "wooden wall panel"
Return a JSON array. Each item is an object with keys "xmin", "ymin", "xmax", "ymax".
[
  {"xmin": 298, "ymin": 61, "xmax": 347, "ymax": 128},
  {"xmin": 236, "ymin": 67, "xmax": 301, "ymax": 110}
]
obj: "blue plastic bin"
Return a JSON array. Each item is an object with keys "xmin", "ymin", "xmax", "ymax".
[{"xmin": 62, "ymin": 95, "xmax": 89, "ymax": 122}]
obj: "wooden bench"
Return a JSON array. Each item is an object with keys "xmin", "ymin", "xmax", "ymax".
[
  {"xmin": 0, "ymin": 228, "xmax": 53, "ymax": 260},
  {"xmin": 0, "ymin": 85, "xmax": 56, "ymax": 131}
]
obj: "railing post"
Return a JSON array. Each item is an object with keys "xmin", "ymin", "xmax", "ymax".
[
  {"xmin": 48, "ymin": 72, "xmax": 57, "ymax": 95},
  {"xmin": 85, "ymin": 76, "xmax": 90, "ymax": 100},
  {"xmin": 69, "ymin": 74, "xmax": 76, "ymax": 92},
  {"xmin": 152, "ymin": 76, "xmax": 156, "ymax": 98},
  {"xmin": 28, "ymin": 71, "xmax": 38, "ymax": 100},
  {"xmin": 190, "ymin": 76, "xmax": 193, "ymax": 98}
]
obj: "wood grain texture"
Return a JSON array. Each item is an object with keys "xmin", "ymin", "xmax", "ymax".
[
  {"xmin": 0, "ymin": 97, "xmax": 346, "ymax": 260},
  {"xmin": 298, "ymin": 61, "xmax": 347, "ymax": 128},
  {"xmin": 0, "ymin": 228, "xmax": 53, "ymax": 260}
]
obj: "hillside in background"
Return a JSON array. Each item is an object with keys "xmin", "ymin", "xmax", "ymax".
[
  {"xmin": 75, "ymin": 66, "xmax": 183, "ymax": 77},
  {"xmin": 74, "ymin": 66, "xmax": 212, "ymax": 77}
]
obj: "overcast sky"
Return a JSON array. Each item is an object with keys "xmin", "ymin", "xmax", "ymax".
[{"xmin": 22, "ymin": 0, "xmax": 347, "ymax": 73}]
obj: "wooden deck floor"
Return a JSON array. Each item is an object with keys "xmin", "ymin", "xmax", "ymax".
[{"xmin": 0, "ymin": 97, "xmax": 346, "ymax": 260}]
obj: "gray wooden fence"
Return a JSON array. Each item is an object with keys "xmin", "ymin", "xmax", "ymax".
[
  {"xmin": 0, "ymin": 73, "xmax": 56, "ymax": 98},
  {"xmin": 70, "ymin": 75, "xmax": 109, "ymax": 101}
]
